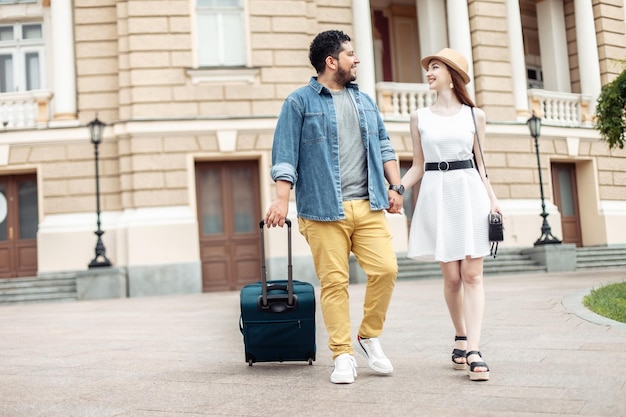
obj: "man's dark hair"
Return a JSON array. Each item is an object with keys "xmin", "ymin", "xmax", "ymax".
[{"xmin": 309, "ymin": 30, "xmax": 351, "ymax": 74}]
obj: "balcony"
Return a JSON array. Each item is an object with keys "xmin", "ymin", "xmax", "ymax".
[
  {"xmin": 376, "ymin": 82, "xmax": 436, "ymax": 121},
  {"xmin": 376, "ymin": 82, "xmax": 593, "ymax": 127},
  {"xmin": 528, "ymin": 89, "xmax": 593, "ymax": 127},
  {"xmin": 0, "ymin": 90, "xmax": 53, "ymax": 130}
]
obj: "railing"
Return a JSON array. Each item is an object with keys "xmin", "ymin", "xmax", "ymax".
[
  {"xmin": 376, "ymin": 82, "xmax": 436, "ymax": 120},
  {"xmin": 376, "ymin": 82, "xmax": 592, "ymax": 127},
  {"xmin": 0, "ymin": 90, "xmax": 53, "ymax": 129},
  {"xmin": 527, "ymin": 89, "xmax": 593, "ymax": 127}
]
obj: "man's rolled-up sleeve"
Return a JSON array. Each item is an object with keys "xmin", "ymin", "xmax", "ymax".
[{"xmin": 270, "ymin": 97, "xmax": 302, "ymax": 188}]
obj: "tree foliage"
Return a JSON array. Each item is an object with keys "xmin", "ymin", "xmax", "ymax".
[{"xmin": 595, "ymin": 68, "xmax": 626, "ymax": 150}]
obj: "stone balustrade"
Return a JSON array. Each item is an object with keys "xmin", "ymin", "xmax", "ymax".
[
  {"xmin": 376, "ymin": 82, "xmax": 593, "ymax": 127},
  {"xmin": 0, "ymin": 90, "xmax": 53, "ymax": 130}
]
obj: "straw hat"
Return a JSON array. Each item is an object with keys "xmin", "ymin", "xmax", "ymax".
[{"xmin": 420, "ymin": 48, "xmax": 470, "ymax": 85}]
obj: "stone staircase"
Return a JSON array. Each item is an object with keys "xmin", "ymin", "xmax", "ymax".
[
  {"xmin": 0, "ymin": 274, "xmax": 77, "ymax": 304},
  {"xmin": 398, "ymin": 245, "xmax": 626, "ymax": 281},
  {"xmin": 575, "ymin": 245, "xmax": 626, "ymax": 270},
  {"xmin": 398, "ymin": 247, "xmax": 547, "ymax": 280},
  {"xmin": 1, "ymin": 246, "xmax": 625, "ymax": 304}
]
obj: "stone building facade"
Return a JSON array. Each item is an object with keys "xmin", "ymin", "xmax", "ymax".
[{"xmin": 0, "ymin": 0, "xmax": 624, "ymax": 296}]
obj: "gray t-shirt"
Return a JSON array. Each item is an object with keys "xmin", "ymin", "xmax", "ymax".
[{"xmin": 332, "ymin": 88, "xmax": 368, "ymax": 201}]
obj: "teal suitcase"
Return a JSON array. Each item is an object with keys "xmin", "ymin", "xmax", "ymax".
[{"xmin": 239, "ymin": 219, "xmax": 316, "ymax": 366}]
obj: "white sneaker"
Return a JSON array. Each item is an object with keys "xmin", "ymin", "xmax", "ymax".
[
  {"xmin": 354, "ymin": 336, "xmax": 393, "ymax": 374},
  {"xmin": 330, "ymin": 353, "xmax": 358, "ymax": 384}
]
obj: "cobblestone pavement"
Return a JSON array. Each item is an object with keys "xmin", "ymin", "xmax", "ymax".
[{"xmin": 1, "ymin": 269, "xmax": 625, "ymax": 417}]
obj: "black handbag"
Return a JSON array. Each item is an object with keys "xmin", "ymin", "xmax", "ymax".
[
  {"xmin": 488, "ymin": 213, "xmax": 504, "ymax": 259},
  {"xmin": 471, "ymin": 107, "xmax": 503, "ymax": 258}
]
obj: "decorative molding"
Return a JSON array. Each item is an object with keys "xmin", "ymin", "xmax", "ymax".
[
  {"xmin": 566, "ymin": 137, "xmax": 580, "ymax": 156},
  {"xmin": 187, "ymin": 68, "xmax": 260, "ymax": 85},
  {"xmin": 217, "ymin": 130, "xmax": 237, "ymax": 152}
]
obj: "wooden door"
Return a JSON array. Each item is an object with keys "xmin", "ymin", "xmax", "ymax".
[
  {"xmin": 390, "ymin": 15, "xmax": 420, "ymax": 83},
  {"xmin": 0, "ymin": 174, "xmax": 38, "ymax": 278},
  {"xmin": 551, "ymin": 163, "xmax": 582, "ymax": 247},
  {"xmin": 372, "ymin": 6, "xmax": 421, "ymax": 83},
  {"xmin": 195, "ymin": 161, "xmax": 261, "ymax": 291}
]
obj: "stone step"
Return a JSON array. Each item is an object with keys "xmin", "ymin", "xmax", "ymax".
[
  {"xmin": 576, "ymin": 245, "xmax": 626, "ymax": 251},
  {"xmin": 397, "ymin": 245, "xmax": 626, "ymax": 281},
  {"xmin": 0, "ymin": 283, "xmax": 76, "ymax": 296},
  {"xmin": 397, "ymin": 248, "xmax": 547, "ymax": 280},
  {"xmin": 0, "ymin": 277, "xmax": 75, "ymax": 289},
  {"xmin": 575, "ymin": 245, "xmax": 626, "ymax": 269},
  {"xmin": 0, "ymin": 276, "xmax": 77, "ymax": 304},
  {"xmin": 577, "ymin": 249, "xmax": 626, "ymax": 256},
  {"xmin": 0, "ymin": 293, "xmax": 77, "ymax": 304}
]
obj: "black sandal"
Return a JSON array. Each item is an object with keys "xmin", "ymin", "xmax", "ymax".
[
  {"xmin": 451, "ymin": 336, "xmax": 467, "ymax": 370},
  {"xmin": 466, "ymin": 350, "xmax": 490, "ymax": 381}
]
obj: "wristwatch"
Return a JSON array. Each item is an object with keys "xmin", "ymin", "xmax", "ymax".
[{"xmin": 388, "ymin": 184, "xmax": 405, "ymax": 195}]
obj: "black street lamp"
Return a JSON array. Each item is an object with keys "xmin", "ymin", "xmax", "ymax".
[
  {"xmin": 88, "ymin": 116, "xmax": 112, "ymax": 268},
  {"xmin": 527, "ymin": 113, "xmax": 561, "ymax": 246}
]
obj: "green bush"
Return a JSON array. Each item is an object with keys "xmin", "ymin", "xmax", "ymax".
[{"xmin": 595, "ymin": 69, "xmax": 626, "ymax": 150}]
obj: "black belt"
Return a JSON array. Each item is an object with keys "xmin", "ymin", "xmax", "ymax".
[{"xmin": 424, "ymin": 159, "xmax": 474, "ymax": 172}]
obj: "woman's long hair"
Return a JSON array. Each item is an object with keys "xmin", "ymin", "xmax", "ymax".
[{"xmin": 449, "ymin": 67, "xmax": 475, "ymax": 107}]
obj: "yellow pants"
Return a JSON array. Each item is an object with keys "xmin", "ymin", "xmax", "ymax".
[{"xmin": 299, "ymin": 200, "xmax": 397, "ymax": 359}]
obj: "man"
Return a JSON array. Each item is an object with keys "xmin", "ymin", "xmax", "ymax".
[{"xmin": 264, "ymin": 30, "xmax": 403, "ymax": 384}]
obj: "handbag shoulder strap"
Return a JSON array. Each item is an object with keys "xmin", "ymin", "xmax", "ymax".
[
  {"xmin": 470, "ymin": 106, "xmax": 488, "ymax": 179},
  {"xmin": 471, "ymin": 106, "xmax": 499, "ymax": 257}
]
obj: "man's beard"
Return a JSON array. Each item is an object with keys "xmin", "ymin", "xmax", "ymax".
[{"xmin": 335, "ymin": 66, "xmax": 356, "ymax": 86}]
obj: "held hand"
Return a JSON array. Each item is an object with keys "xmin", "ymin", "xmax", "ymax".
[
  {"xmin": 490, "ymin": 205, "xmax": 504, "ymax": 226},
  {"xmin": 491, "ymin": 202, "xmax": 503, "ymax": 217},
  {"xmin": 386, "ymin": 192, "xmax": 404, "ymax": 214},
  {"xmin": 264, "ymin": 198, "xmax": 289, "ymax": 227}
]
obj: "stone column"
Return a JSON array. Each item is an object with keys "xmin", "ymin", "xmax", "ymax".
[
  {"xmin": 507, "ymin": 0, "xmax": 531, "ymax": 120},
  {"xmin": 574, "ymin": 0, "xmax": 602, "ymax": 113},
  {"xmin": 446, "ymin": 0, "xmax": 474, "ymax": 97},
  {"xmin": 50, "ymin": 0, "xmax": 78, "ymax": 124},
  {"xmin": 352, "ymin": 0, "xmax": 376, "ymax": 99},
  {"xmin": 536, "ymin": 0, "xmax": 571, "ymax": 92},
  {"xmin": 416, "ymin": 0, "xmax": 448, "ymax": 75}
]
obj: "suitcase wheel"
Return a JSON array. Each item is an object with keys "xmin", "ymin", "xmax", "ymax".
[
  {"xmin": 248, "ymin": 359, "xmax": 253, "ymax": 366},
  {"xmin": 308, "ymin": 358, "xmax": 313, "ymax": 365}
]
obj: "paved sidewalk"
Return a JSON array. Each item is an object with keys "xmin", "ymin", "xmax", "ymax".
[{"xmin": 1, "ymin": 269, "xmax": 625, "ymax": 417}]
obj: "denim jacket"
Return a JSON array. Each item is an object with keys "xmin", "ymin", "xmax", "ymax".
[{"xmin": 270, "ymin": 77, "xmax": 397, "ymax": 221}]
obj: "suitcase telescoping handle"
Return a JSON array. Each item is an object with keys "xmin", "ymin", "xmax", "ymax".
[{"xmin": 259, "ymin": 218, "xmax": 293, "ymax": 307}]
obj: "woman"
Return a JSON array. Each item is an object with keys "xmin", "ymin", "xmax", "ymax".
[{"xmin": 399, "ymin": 48, "xmax": 502, "ymax": 381}]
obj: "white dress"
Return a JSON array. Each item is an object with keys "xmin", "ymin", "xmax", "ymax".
[{"xmin": 407, "ymin": 105, "xmax": 491, "ymax": 262}]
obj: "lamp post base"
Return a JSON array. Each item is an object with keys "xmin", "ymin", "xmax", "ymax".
[
  {"xmin": 534, "ymin": 211, "xmax": 562, "ymax": 246},
  {"xmin": 89, "ymin": 231, "xmax": 112, "ymax": 269},
  {"xmin": 89, "ymin": 257, "xmax": 112, "ymax": 268},
  {"xmin": 534, "ymin": 233, "xmax": 562, "ymax": 246}
]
